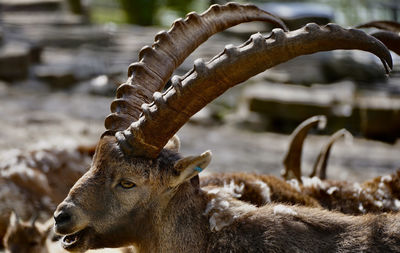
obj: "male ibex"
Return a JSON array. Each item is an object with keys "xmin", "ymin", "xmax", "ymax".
[{"xmin": 53, "ymin": 3, "xmax": 396, "ymax": 252}]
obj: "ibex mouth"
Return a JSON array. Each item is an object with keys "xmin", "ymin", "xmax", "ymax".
[{"xmin": 62, "ymin": 228, "xmax": 88, "ymax": 250}]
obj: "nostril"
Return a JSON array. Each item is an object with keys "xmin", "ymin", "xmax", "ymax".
[{"xmin": 54, "ymin": 212, "xmax": 71, "ymax": 226}]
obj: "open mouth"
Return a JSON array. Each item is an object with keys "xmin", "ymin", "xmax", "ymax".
[{"xmin": 62, "ymin": 228, "xmax": 88, "ymax": 250}]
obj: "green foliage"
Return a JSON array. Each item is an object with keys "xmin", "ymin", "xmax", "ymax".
[
  {"xmin": 90, "ymin": 0, "xmax": 397, "ymax": 26},
  {"xmin": 91, "ymin": 6, "xmax": 127, "ymax": 24},
  {"xmin": 90, "ymin": 0, "xmax": 207, "ymax": 26},
  {"xmin": 119, "ymin": 0, "xmax": 158, "ymax": 26},
  {"xmin": 68, "ymin": 0, "xmax": 84, "ymax": 14},
  {"xmin": 164, "ymin": 0, "xmax": 195, "ymax": 15}
]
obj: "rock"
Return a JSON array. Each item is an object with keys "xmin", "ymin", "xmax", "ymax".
[
  {"xmin": 189, "ymin": 107, "xmax": 218, "ymax": 126},
  {"xmin": 0, "ymin": 0, "xmax": 62, "ymax": 12},
  {"xmin": 0, "ymin": 81, "xmax": 8, "ymax": 96},
  {"xmin": 0, "ymin": 42, "xmax": 30, "ymax": 81},
  {"xmin": 322, "ymin": 50, "xmax": 387, "ymax": 83},
  {"xmin": 242, "ymin": 80, "xmax": 400, "ymax": 142},
  {"xmin": 355, "ymin": 94, "xmax": 400, "ymax": 143},
  {"xmin": 28, "ymin": 43, "xmax": 43, "ymax": 63},
  {"xmin": 34, "ymin": 65, "xmax": 77, "ymax": 89},
  {"xmin": 244, "ymin": 81, "xmax": 354, "ymax": 126},
  {"xmin": 260, "ymin": 50, "xmax": 387, "ymax": 85},
  {"xmin": 9, "ymin": 25, "xmax": 112, "ymax": 48},
  {"xmin": 73, "ymin": 74, "xmax": 120, "ymax": 96},
  {"xmin": 2, "ymin": 12, "xmax": 85, "ymax": 26},
  {"xmin": 262, "ymin": 52, "xmax": 330, "ymax": 84},
  {"xmin": 0, "ymin": 27, "xmax": 4, "ymax": 45}
]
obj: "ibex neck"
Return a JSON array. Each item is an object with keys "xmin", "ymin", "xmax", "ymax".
[{"xmin": 137, "ymin": 184, "xmax": 210, "ymax": 253}]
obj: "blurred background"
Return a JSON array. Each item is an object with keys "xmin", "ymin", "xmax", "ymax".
[{"xmin": 0, "ymin": 0, "xmax": 399, "ymax": 182}]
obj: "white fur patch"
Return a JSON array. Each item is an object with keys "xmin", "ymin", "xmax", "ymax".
[
  {"xmin": 301, "ymin": 176, "xmax": 326, "ymax": 190},
  {"xmin": 252, "ymin": 180, "xmax": 271, "ymax": 203},
  {"xmin": 358, "ymin": 203, "xmax": 366, "ymax": 213},
  {"xmin": 223, "ymin": 180, "xmax": 245, "ymax": 198},
  {"xmin": 203, "ymin": 187, "xmax": 256, "ymax": 232},
  {"xmin": 287, "ymin": 179, "xmax": 301, "ymax": 192},
  {"xmin": 327, "ymin": 186, "xmax": 339, "ymax": 195},
  {"xmin": 381, "ymin": 175, "xmax": 392, "ymax": 183},
  {"xmin": 273, "ymin": 204, "xmax": 297, "ymax": 216},
  {"xmin": 394, "ymin": 199, "xmax": 400, "ymax": 209}
]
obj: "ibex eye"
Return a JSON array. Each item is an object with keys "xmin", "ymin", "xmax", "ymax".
[{"xmin": 119, "ymin": 180, "xmax": 136, "ymax": 189}]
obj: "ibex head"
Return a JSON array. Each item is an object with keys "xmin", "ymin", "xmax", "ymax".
[
  {"xmin": 54, "ymin": 134, "xmax": 211, "ymax": 250},
  {"xmin": 3, "ymin": 212, "xmax": 48, "ymax": 253},
  {"xmin": 53, "ymin": 3, "xmax": 392, "ymax": 252}
]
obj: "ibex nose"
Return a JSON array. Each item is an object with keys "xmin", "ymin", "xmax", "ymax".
[
  {"xmin": 53, "ymin": 202, "xmax": 76, "ymax": 234},
  {"xmin": 54, "ymin": 211, "xmax": 71, "ymax": 226}
]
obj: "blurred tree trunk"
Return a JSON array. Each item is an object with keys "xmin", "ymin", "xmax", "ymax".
[
  {"xmin": 119, "ymin": 0, "xmax": 157, "ymax": 26},
  {"xmin": 68, "ymin": 0, "xmax": 84, "ymax": 14},
  {"xmin": 67, "ymin": 0, "xmax": 90, "ymax": 24}
]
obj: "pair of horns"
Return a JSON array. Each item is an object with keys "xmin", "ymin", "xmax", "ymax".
[
  {"xmin": 109, "ymin": 4, "xmax": 392, "ymax": 159},
  {"xmin": 282, "ymin": 116, "xmax": 352, "ymax": 182}
]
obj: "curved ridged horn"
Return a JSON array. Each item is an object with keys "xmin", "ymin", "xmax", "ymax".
[
  {"xmin": 356, "ymin": 20, "xmax": 400, "ymax": 33},
  {"xmin": 117, "ymin": 23, "xmax": 392, "ymax": 158},
  {"xmin": 281, "ymin": 115, "xmax": 327, "ymax": 182},
  {"xmin": 104, "ymin": 2, "xmax": 287, "ymax": 132},
  {"xmin": 310, "ymin": 129, "xmax": 353, "ymax": 179},
  {"xmin": 370, "ymin": 31, "xmax": 400, "ymax": 56}
]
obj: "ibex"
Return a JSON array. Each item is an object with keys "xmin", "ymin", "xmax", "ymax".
[
  {"xmin": 201, "ymin": 115, "xmax": 350, "ymax": 208},
  {"xmin": 3, "ymin": 212, "xmax": 50, "ymax": 253},
  {"xmin": 281, "ymin": 116, "xmax": 400, "ymax": 215},
  {"xmin": 0, "ymin": 143, "xmax": 95, "ymax": 246},
  {"xmin": 200, "ymin": 171, "xmax": 321, "ymax": 208},
  {"xmin": 3, "ymin": 212, "xmax": 135, "ymax": 253},
  {"xmin": 53, "ymin": 2, "xmax": 396, "ymax": 252},
  {"xmin": 202, "ymin": 115, "xmax": 400, "ymax": 216}
]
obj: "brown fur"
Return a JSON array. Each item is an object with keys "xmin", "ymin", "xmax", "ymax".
[
  {"xmin": 200, "ymin": 172, "xmax": 320, "ymax": 207},
  {"xmin": 299, "ymin": 170, "xmax": 400, "ymax": 215},
  {"xmin": 202, "ymin": 170, "xmax": 400, "ymax": 215}
]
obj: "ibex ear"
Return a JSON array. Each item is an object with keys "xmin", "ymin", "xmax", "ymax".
[
  {"xmin": 170, "ymin": 150, "xmax": 212, "ymax": 187},
  {"xmin": 164, "ymin": 135, "xmax": 181, "ymax": 152},
  {"xmin": 9, "ymin": 211, "xmax": 20, "ymax": 228}
]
